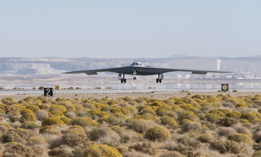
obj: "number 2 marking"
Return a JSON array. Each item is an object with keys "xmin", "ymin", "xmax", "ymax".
[{"xmin": 46, "ymin": 88, "xmax": 50, "ymax": 96}]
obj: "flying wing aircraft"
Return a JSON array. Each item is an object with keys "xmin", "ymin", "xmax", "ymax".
[{"xmin": 64, "ymin": 62, "xmax": 232, "ymax": 83}]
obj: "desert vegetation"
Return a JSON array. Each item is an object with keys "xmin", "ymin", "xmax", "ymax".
[{"xmin": 0, "ymin": 94, "xmax": 261, "ymax": 156}]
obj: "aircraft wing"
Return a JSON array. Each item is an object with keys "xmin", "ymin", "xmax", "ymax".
[
  {"xmin": 143, "ymin": 67, "xmax": 232, "ymax": 74},
  {"xmin": 63, "ymin": 67, "xmax": 130, "ymax": 75}
]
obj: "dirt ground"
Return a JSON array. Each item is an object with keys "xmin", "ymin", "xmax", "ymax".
[{"xmin": 1, "ymin": 91, "xmax": 260, "ymax": 101}]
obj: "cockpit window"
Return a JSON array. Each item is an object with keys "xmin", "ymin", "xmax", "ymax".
[{"xmin": 132, "ymin": 62, "xmax": 143, "ymax": 66}]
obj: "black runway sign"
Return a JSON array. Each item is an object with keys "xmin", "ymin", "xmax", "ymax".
[{"xmin": 44, "ymin": 88, "xmax": 53, "ymax": 97}]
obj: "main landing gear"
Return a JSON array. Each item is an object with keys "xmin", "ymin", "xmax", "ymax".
[
  {"xmin": 121, "ymin": 78, "xmax": 126, "ymax": 83},
  {"xmin": 119, "ymin": 74, "xmax": 126, "ymax": 83},
  {"xmin": 156, "ymin": 74, "xmax": 163, "ymax": 83}
]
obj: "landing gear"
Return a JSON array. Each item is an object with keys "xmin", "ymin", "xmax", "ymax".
[
  {"xmin": 133, "ymin": 69, "xmax": 137, "ymax": 80},
  {"xmin": 156, "ymin": 74, "xmax": 163, "ymax": 83},
  {"xmin": 119, "ymin": 74, "xmax": 127, "ymax": 83}
]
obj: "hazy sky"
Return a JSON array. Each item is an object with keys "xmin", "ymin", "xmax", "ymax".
[{"xmin": 1, "ymin": 1, "xmax": 261, "ymax": 58}]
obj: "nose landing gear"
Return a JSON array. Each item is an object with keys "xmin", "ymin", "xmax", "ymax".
[{"xmin": 133, "ymin": 69, "xmax": 137, "ymax": 80}]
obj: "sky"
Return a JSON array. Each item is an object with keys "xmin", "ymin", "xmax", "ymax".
[{"xmin": 0, "ymin": 0, "xmax": 261, "ymax": 58}]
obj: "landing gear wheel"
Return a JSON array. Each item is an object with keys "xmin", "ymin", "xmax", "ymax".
[
  {"xmin": 124, "ymin": 79, "xmax": 126, "ymax": 83},
  {"xmin": 156, "ymin": 79, "xmax": 159, "ymax": 83},
  {"xmin": 159, "ymin": 79, "xmax": 162, "ymax": 83},
  {"xmin": 121, "ymin": 79, "xmax": 123, "ymax": 83},
  {"xmin": 133, "ymin": 77, "xmax": 136, "ymax": 80}
]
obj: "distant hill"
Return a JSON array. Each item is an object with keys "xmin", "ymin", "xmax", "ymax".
[{"xmin": 169, "ymin": 54, "xmax": 188, "ymax": 58}]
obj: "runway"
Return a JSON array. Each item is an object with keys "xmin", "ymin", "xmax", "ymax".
[{"xmin": 0, "ymin": 88, "xmax": 261, "ymax": 96}]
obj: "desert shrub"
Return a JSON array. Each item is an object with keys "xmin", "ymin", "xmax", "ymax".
[
  {"xmin": 110, "ymin": 108, "xmax": 122, "ymax": 114},
  {"xmin": 93, "ymin": 103, "xmax": 106, "ymax": 109},
  {"xmin": 3, "ymin": 143, "xmax": 36, "ymax": 157},
  {"xmin": 241, "ymin": 112, "xmax": 259, "ymax": 122},
  {"xmin": 97, "ymin": 111, "xmax": 110, "ymax": 117},
  {"xmin": 179, "ymin": 119, "xmax": 192, "ymax": 125},
  {"xmin": 107, "ymin": 116, "xmax": 121, "ymax": 125},
  {"xmin": 97, "ymin": 116, "xmax": 108, "ymax": 124},
  {"xmin": 160, "ymin": 115, "xmax": 177, "ymax": 127},
  {"xmin": 159, "ymin": 151, "xmax": 182, "ymax": 157},
  {"xmin": 170, "ymin": 143, "xmax": 193, "ymax": 155},
  {"xmin": 0, "ymin": 125, "xmax": 8, "ymax": 136},
  {"xmin": 13, "ymin": 104, "xmax": 25, "ymax": 111},
  {"xmin": 40, "ymin": 126, "xmax": 61, "ymax": 135},
  {"xmin": 217, "ymin": 117, "xmax": 239, "ymax": 126},
  {"xmin": 236, "ymin": 103, "xmax": 247, "ymax": 108},
  {"xmin": 107, "ymin": 100, "xmax": 117, "ymax": 105},
  {"xmin": 71, "ymin": 117, "xmax": 98, "ymax": 127},
  {"xmin": 228, "ymin": 133, "xmax": 253, "ymax": 145},
  {"xmin": 226, "ymin": 98, "xmax": 239, "ymax": 105},
  {"xmin": 50, "ymin": 104, "xmax": 66, "ymax": 113},
  {"xmin": 128, "ymin": 120, "xmax": 155, "ymax": 133},
  {"xmin": 116, "ymin": 145, "xmax": 129, "ymax": 154},
  {"xmin": 88, "ymin": 108, "xmax": 101, "ymax": 116},
  {"xmin": 27, "ymin": 136, "xmax": 47, "ymax": 145},
  {"xmin": 252, "ymin": 151, "xmax": 261, "ymax": 157},
  {"xmin": 182, "ymin": 122, "xmax": 202, "ymax": 133},
  {"xmin": 120, "ymin": 130, "xmax": 143, "ymax": 143},
  {"xmin": 129, "ymin": 142, "xmax": 158, "ymax": 156},
  {"xmin": 218, "ymin": 127, "xmax": 236, "ymax": 137},
  {"xmin": 119, "ymin": 107, "xmax": 130, "ymax": 116},
  {"xmin": 42, "ymin": 117, "xmax": 65, "ymax": 127},
  {"xmin": 65, "ymin": 111, "xmax": 76, "ymax": 119},
  {"xmin": 20, "ymin": 113, "xmax": 36, "ymax": 123},
  {"xmin": 210, "ymin": 140, "xmax": 243, "ymax": 154},
  {"xmin": 226, "ymin": 111, "xmax": 241, "ymax": 118},
  {"xmin": 60, "ymin": 117, "xmax": 71, "ymax": 124},
  {"xmin": 205, "ymin": 113, "xmax": 221, "ymax": 123},
  {"xmin": 178, "ymin": 111, "xmax": 199, "ymax": 122},
  {"xmin": 198, "ymin": 133, "xmax": 212, "ymax": 143},
  {"xmin": 97, "ymin": 131, "xmax": 121, "ymax": 147},
  {"xmin": 236, "ymin": 127, "xmax": 252, "ymax": 136},
  {"xmin": 32, "ymin": 146, "xmax": 44, "ymax": 156},
  {"xmin": 223, "ymin": 102, "xmax": 235, "ymax": 108},
  {"xmin": 78, "ymin": 144, "xmax": 121, "ymax": 157},
  {"xmin": 145, "ymin": 126, "xmax": 171, "ymax": 142},
  {"xmin": 89, "ymin": 127, "xmax": 113, "ymax": 141},
  {"xmin": 2, "ymin": 97, "xmax": 16, "ymax": 105},
  {"xmin": 240, "ymin": 119, "xmax": 253, "ymax": 127},
  {"xmin": 254, "ymin": 143, "xmax": 261, "ymax": 151},
  {"xmin": 4, "ymin": 105, "xmax": 20, "ymax": 116},
  {"xmin": 62, "ymin": 133, "xmax": 87, "ymax": 147},
  {"xmin": 48, "ymin": 147, "xmax": 66, "ymax": 157},
  {"xmin": 130, "ymin": 113, "xmax": 160, "ymax": 124},
  {"xmin": 253, "ymin": 131, "xmax": 261, "ymax": 143},
  {"xmin": 21, "ymin": 122, "xmax": 41, "ymax": 130},
  {"xmin": 0, "ymin": 123, "xmax": 10, "ymax": 129},
  {"xmin": 36, "ymin": 110, "xmax": 49, "ymax": 121},
  {"xmin": 26, "ymin": 105, "xmax": 40, "ymax": 113},
  {"xmin": 1, "ymin": 131, "xmax": 21, "ymax": 143},
  {"xmin": 110, "ymin": 125, "xmax": 125, "ymax": 133},
  {"xmin": 20, "ymin": 109, "xmax": 33, "ymax": 115},
  {"xmin": 177, "ymin": 136, "xmax": 200, "ymax": 148},
  {"xmin": 68, "ymin": 125, "xmax": 86, "ymax": 136}
]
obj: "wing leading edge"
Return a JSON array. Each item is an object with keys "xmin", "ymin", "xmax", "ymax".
[{"xmin": 63, "ymin": 67, "xmax": 130, "ymax": 75}]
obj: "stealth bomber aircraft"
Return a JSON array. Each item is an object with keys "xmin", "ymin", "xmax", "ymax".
[{"xmin": 64, "ymin": 62, "xmax": 231, "ymax": 83}]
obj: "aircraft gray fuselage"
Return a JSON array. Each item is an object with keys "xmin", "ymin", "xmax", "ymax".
[{"xmin": 64, "ymin": 61, "xmax": 232, "ymax": 83}]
